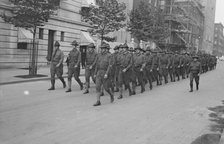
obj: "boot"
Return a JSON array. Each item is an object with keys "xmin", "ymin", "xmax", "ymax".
[
  {"xmin": 189, "ymin": 85, "xmax": 193, "ymax": 92},
  {"xmin": 76, "ymin": 78, "xmax": 83, "ymax": 90},
  {"xmin": 66, "ymin": 88, "xmax": 71, "ymax": 92},
  {"xmin": 59, "ymin": 77, "xmax": 66, "ymax": 88},
  {"xmin": 83, "ymin": 89, "xmax": 89, "ymax": 94},
  {"xmin": 93, "ymin": 101, "xmax": 101, "ymax": 106},
  {"xmin": 107, "ymin": 89, "xmax": 114, "ymax": 103},
  {"xmin": 100, "ymin": 92, "xmax": 104, "ymax": 96},
  {"xmin": 114, "ymin": 88, "xmax": 119, "ymax": 92},
  {"xmin": 48, "ymin": 80, "xmax": 55, "ymax": 90},
  {"xmin": 66, "ymin": 80, "xmax": 72, "ymax": 92},
  {"xmin": 117, "ymin": 95, "xmax": 123, "ymax": 99},
  {"xmin": 196, "ymin": 84, "xmax": 199, "ymax": 90}
]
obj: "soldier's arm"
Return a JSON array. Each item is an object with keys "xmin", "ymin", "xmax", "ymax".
[
  {"xmin": 58, "ymin": 52, "xmax": 64, "ymax": 66},
  {"xmin": 91, "ymin": 53, "xmax": 98, "ymax": 68},
  {"xmin": 75, "ymin": 51, "xmax": 81, "ymax": 67},
  {"xmin": 141, "ymin": 55, "xmax": 146, "ymax": 70},
  {"xmin": 105, "ymin": 54, "xmax": 112, "ymax": 76},
  {"xmin": 125, "ymin": 54, "xmax": 133, "ymax": 70},
  {"xmin": 151, "ymin": 57, "xmax": 155, "ymax": 71},
  {"xmin": 94, "ymin": 56, "xmax": 99, "ymax": 76},
  {"xmin": 167, "ymin": 56, "xmax": 170, "ymax": 68}
]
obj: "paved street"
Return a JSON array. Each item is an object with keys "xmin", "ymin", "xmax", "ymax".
[{"xmin": 0, "ymin": 62, "xmax": 224, "ymax": 144}]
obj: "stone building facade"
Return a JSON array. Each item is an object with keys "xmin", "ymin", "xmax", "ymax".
[{"xmin": 213, "ymin": 23, "xmax": 224, "ymax": 57}]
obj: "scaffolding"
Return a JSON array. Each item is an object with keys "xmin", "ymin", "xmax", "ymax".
[{"xmin": 160, "ymin": 0, "xmax": 204, "ymax": 52}]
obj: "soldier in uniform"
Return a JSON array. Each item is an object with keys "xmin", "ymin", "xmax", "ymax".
[
  {"xmin": 48, "ymin": 41, "xmax": 66, "ymax": 90},
  {"xmin": 152, "ymin": 49, "xmax": 161, "ymax": 85},
  {"xmin": 189, "ymin": 55, "xmax": 202, "ymax": 92},
  {"xmin": 66, "ymin": 40, "xmax": 83, "ymax": 92},
  {"xmin": 160, "ymin": 50, "xmax": 170, "ymax": 84},
  {"xmin": 180, "ymin": 52, "xmax": 186, "ymax": 79},
  {"xmin": 117, "ymin": 43, "xmax": 133, "ymax": 99},
  {"xmin": 173, "ymin": 51, "xmax": 181, "ymax": 81},
  {"xmin": 168, "ymin": 51, "xmax": 174, "ymax": 82},
  {"xmin": 83, "ymin": 43, "xmax": 97, "ymax": 94},
  {"xmin": 131, "ymin": 46, "xmax": 146, "ymax": 94},
  {"xmin": 112, "ymin": 45, "xmax": 120, "ymax": 92},
  {"xmin": 93, "ymin": 43, "xmax": 114, "ymax": 106},
  {"xmin": 143, "ymin": 47, "xmax": 154, "ymax": 90}
]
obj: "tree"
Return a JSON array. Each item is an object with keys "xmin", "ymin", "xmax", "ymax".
[
  {"xmin": 0, "ymin": 0, "xmax": 60, "ymax": 75},
  {"xmin": 128, "ymin": 2, "xmax": 169, "ymax": 44},
  {"xmin": 80, "ymin": 0, "xmax": 126, "ymax": 44}
]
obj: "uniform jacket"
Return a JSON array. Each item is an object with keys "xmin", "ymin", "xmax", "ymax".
[
  {"xmin": 51, "ymin": 49, "xmax": 64, "ymax": 65},
  {"xmin": 86, "ymin": 51, "xmax": 97, "ymax": 67},
  {"xmin": 189, "ymin": 61, "xmax": 202, "ymax": 74},
  {"xmin": 67, "ymin": 48, "xmax": 81, "ymax": 68}
]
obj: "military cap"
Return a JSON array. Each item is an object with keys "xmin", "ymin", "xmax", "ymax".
[
  {"xmin": 128, "ymin": 47, "xmax": 134, "ymax": 51},
  {"xmin": 120, "ymin": 43, "xmax": 129, "ymax": 48},
  {"xmin": 114, "ymin": 45, "xmax": 119, "ymax": 50},
  {"xmin": 192, "ymin": 55, "xmax": 199, "ymax": 59},
  {"xmin": 100, "ymin": 43, "xmax": 110, "ymax": 49},
  {"xmin": 87, "ymin": 43, "xmax": 95, "ymax": 48},
  {"xmin": 54, "ymin": 41, "xmax": 60, "ymax": 47},
  {"xmin": 134, "ymin": 46, "xmax": 142, "ymax": 50},
  {"xmin": 71, "ymin": 40, "xmax": 79, "ymax": 46}
]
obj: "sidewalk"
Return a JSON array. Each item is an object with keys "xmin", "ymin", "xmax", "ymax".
[{"xmin": 0, "ymin": 66, "xmax": 85, "ymax": 85}]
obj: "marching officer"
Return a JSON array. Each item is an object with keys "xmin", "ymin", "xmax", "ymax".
[
  {"xmin": 47, "ymin": 41, "xmax": 66, "ymax": 90},
  {"xmin": 117, "ymin": 43, "xmax": 133, "ymax": 99},
  {"xmin": 173, "ymin": 51, "xmax": 181, "ymax": 81},
  {"xmin": 112, "ymin": 45, "xmax": 120, "ymax": 92},
  {"xmin": 189, "ymin": 55, "xmax": 202, "ymax": 92},
  {"xmin": 132, "ymin": 46, "xmax": 146, "ymax": 94},
  {"xmin": 83, "ymin": 43, "xmax": 97, "ymax": 94},
  {"xmin": 66, "ymin": 40, "xmax": 83, "ymax": 92},
  {"xmin": 93, "ymin": 43, "xmax": 114, "ymax": 106},
  {"xmin": 168, "ymin": 51, "xmax": 174, "ymax": 82}
]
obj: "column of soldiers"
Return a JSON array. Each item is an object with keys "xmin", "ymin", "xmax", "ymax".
[{"xmin": 48, "ymin": 41, "xmax": 217, "ymax": 106}]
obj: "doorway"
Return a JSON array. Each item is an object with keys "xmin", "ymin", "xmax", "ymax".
[{"xmin": 47, "ymin": 30, "xmax": 55, "ymax": 60}]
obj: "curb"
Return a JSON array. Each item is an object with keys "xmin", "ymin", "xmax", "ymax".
[{"xmin": 0, "ymin": 74, "xmax": 84, "ymax": 86}]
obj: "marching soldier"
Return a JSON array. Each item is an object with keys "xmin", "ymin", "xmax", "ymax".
[
  {"xmin": 112, "ymin": 46, "xmax": 121, "ymax": 92},
  {"xmin": 152, "ymin": 49, "xmax": 161, "ymax": 85},
  {"xmin": 47, "ymin": 41, "xmax": 66, "ymax": 90},
  {"xmin": 180, "ymin": 52, "xmax": 186, "ymax": 79},
  {"xmin": 173, "ymin": 51, "xmax": 181, "ymax": 81},
  {"xmin": 93, "ymin": 43, "xmax": 114, "ymax": 106},
  {"xmin": 168, "ymin": 51, "xmax": 174, "ymax": 82},
  {"xmin": 132, "ymin": 46, "xmax": 146, "ymax": 94},
  {"xmin": 66, "ymin": 40, "xmax": 83, "ymax": 92},
  {"xmin": 189, "ymin": 55, "xmax": 202, "ymax": 92},
  {"xmin": 83, "ymin": 43, "xmax": 97, "ymax": 94},
  {"xmin": 160, "ymin": 50, "xmax": 170, "ymax": 84},
  {"xmin": 117, "ymin": 43, "xmax": 133, "ymax": 99},
  {"xmin": 143, "ymin": 47, "xmax": 154, "ymax": 90}
]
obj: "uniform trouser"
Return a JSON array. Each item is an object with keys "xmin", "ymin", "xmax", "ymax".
[
  {"xmin": 68, "ymin": 66, "xmax": 82, "ymax": 87},
  {"xmin": 168, "ymin": 67, "xmax": 174, "ymax": 82},
  {"xmin": 173, "ymin": 65, "xmax": 180, "ymax": 81},
  {"xmin": 153, "ymin": 67, "xmax": 161, "ymax": 85},
  {"xmin": 161, "ymin": 65, "xmax": 168, "ymax": 83},
  {"xmin": 146, "ymin": 67, "xmax": 153, "ymax": 89},
  {"xmin": 185, "ymin": 65, "xmax": 190, "ymax": 77},
  {"xmin": 118, "ymin": 68, "xmax": 132, "ymax": 96},
  {"xmin": 189, "ymin": 72, "xmax": 200, "ymax": 89},
  {"xmin": 113, "ymin": 66, "xmax": 120, "ymax": 90},
  {"xmin": 180, "ymin": 66, "xmax": 186, "ymax": 79},
  {"xmin": 132, "ymin": 67, "xmax": 145, "ymax": 93},
  {"xmin": 50, "ymin": 63, "xmax": 65, "ymax": 87},
  {"xmin": 85, "ymin": 67, "xmax": 96, "ymax": 90}
]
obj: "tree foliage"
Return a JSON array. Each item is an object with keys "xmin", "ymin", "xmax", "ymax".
[
  {"xmin": 0, "ymin": 0, "xmax": 60, "ymax": 75},
  {"xmin": 128, "ymin": 2, "xmax": 169, "ymax": 43},
  {"xmin": 80, "ymin": 0, "xmax": 126, "ymax": 42},
  {"xmin": 1, "ymin": 0, "xmax": 60, "ymax": 29}
]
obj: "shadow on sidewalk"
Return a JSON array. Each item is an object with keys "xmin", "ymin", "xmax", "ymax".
[{"xmin": 190, "ymin": 101, "xmax": 224, "ymax": 144}]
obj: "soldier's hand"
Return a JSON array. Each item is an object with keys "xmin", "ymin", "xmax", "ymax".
[
  {"xmin": 166, "ymin": 67, "xmax": 168, "ymax": 69},
  {"xmin": 89, "ymin": 66, "xmax": 92, "ymax": 69},
  {"xmin": 157, "ymin": 68, "xmax": 159, "ymax": 71},
  {"xmin": 178, "ymin": 65, "xmax": 180, "ymax": 68},
  {"xmin": 74, "ymin": 65, "xmax": 78, "ymax": 68},
  {"xmin": 104, "ymin": 74, "xmax": 108, "ymax": 79},
  {"xmin": 140, "ymin": 68, "xmax": 143, "ymax": 72},
  {"xmin": 150, "ymin": 69, "xmax": 153, "ymax": 72},
  {"xmin": 198, "ymin": 73, "xmax": 201, "ymax": 76},
  {"xmin": 123, "ymin": 69, "xmax": 127, "ymax": 73},
  {"xmin": 94, "ymin": 75, "xmax": 96, "ymax": 78}
]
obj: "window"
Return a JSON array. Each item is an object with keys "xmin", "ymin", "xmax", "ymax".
[
  {"xmin": 39, "ymin": 28, "xmax": 44, "ymax": 39},
  {"xmin": 18, "ymin": 42, "xmax": 28, "ymax": 49},
  {"xmin": 61, "ymin": 31, "xmax": 64, "ymax": 41}
]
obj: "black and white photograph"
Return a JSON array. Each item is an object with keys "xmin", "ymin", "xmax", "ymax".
[{"xmin": 0, "ymin": 0, "xmax": 224, "ymax": 143}]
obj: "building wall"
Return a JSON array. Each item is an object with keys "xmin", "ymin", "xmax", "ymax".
[
  {"xmin": 0, "ymin": 0, "xmax": 91, "ymax": 68},
  {"xmin": 213, "ymin": 23, "xmax": 224, "ymax": 56},
  {"xmin": 198, "ymin": 0, "xmax": 216, "ymax": 54}
]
